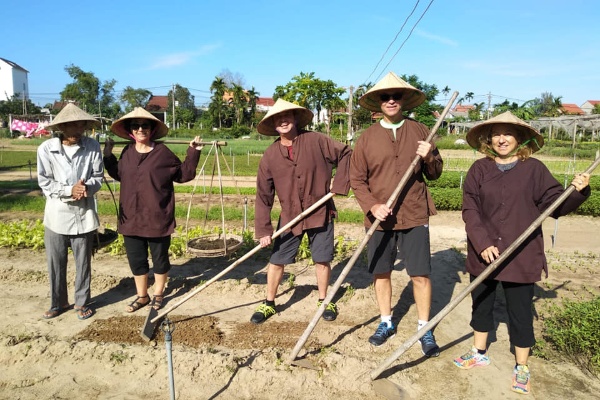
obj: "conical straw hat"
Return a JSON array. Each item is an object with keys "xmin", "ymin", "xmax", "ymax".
[
  {"xmin": 359, "ymin": 71, "xmax": 426, "ymax": 112},
  {"xmin": 466, "ymin": 111, "xmax": 544, "ymax": 153},
  {"xmin": 46, "ymin": 103, "xmax": 100, "ymax": 131},
  {"xmin": 110, "ymin": 107, "xmax": 168, "ymax": 140},
  {"xmin": 257, "ymin": 99, "xmax": 314, "ymax": 136}
]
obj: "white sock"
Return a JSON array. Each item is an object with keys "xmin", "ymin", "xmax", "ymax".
[
  {"xmin": 381, "ymin": 315, "xmax": 393, "ymax": 328},
  {"xmin": 418, "ymin": 319, "xmax": 428, "ymax": 331}
]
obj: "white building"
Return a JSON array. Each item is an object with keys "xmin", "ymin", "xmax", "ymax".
[{"xmin": 0, "ymin": 57, "xmax": 29, "ymax": 101}]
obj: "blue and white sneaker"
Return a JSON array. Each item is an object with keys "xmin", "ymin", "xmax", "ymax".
[
  {"xmin": 419, "ymin": 330, "xmax": 440, "ymax": 357},
  {"xmin": 369, "ymin": 322, "xmax": 396, "ymax": 346}
]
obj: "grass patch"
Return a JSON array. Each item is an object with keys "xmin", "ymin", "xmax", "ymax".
[{"xmin": 540, "ymin": 297, "xmax": 600, "ymax": 376}]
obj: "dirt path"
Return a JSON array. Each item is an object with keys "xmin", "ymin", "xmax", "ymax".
[{"xmin": 0, "ymin": 211, "xmax": 599, "ymax": 399}]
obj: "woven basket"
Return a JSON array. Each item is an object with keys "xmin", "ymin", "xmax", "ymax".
[
  {"xmin": 187, "ymin": 234, "xmax": 244, "ymax": 258},
  {"xmin": 93, "ymin": 228, "xmax": 118, "ymax": 250}
]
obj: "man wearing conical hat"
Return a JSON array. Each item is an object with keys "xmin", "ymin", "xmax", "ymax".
[
  {"xmin": 350, "ymin": 72, "xmax": 442, "ymax": 355},
  {"xmin": 37, "ymin": 102, "xmax": 104, "ymax": 320},
  {"xmin": 249, "ymin": 98, "xmax": 352, "ymax": 324},
  {"xmin": 454, "ymin": 111, "xmax": 590, "ymax": 394}
]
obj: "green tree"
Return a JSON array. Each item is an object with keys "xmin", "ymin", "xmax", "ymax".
[
  {"xmin": 246, "ymin": 86, "xmax": 259, "ymax": 127},
  {"xmin": 167, "ymin": 84, "xmax": 196, "ymax": 128},
  {"xmin": 120, "ymin": 86, "xmax": 152, "ymax": 112},
  {"xmin": 209, "ymin": 76, "xmax": 226, "ymax": 129},
  {"xmin": 528, "ymin": 92, "xmax": 562, "ymax": 117},
  {"xmin": 0, "ymin": 94, "xmax": 41, "ymax": 124},
  {"xmin": 593, "ymin": 104, "xmax": 600, "ymax": 114},
  {"xmin": 60, "ymin": 64, "xmax": 120, "ymax": 119},
  {"xmin": 231, "ymin": 83, "xmax": 247, "ymax": 126}
]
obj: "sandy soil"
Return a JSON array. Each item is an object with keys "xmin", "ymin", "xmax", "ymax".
[{"xmin": 1, "ymin": 197, "xmax": 599, "ymax": 399}]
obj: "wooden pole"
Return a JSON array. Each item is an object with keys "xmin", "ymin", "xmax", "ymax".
[
  {"xmin": 287, "ymin": 91, "xmax": 459, "ymax": 365},
  {"xmin": 370, "ymin": 155, "xmax": 600, "ymax": 380},
  {"xmin": 151, "ymin": 192, "xmax": 336, "ymax": 323},
  {"xmin": 108, "ymin": 140, "xmax": 227, "ymax": 146}
]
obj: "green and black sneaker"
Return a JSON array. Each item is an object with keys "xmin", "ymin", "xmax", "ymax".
[{"xmin": 250, "ymin": 302, "xmax": 276, "ymax": 324}]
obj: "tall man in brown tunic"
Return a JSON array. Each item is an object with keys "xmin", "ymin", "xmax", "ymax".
[
  {"xmin": 350, "ymin": 72, "xmax": 442, "ymax": 356},
  {"xmin": 250, "ymin": 99, "xmax": 352, "ymax": 324}
]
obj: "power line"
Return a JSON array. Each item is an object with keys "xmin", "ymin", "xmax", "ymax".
[
  {"xmin": 374, "ymin": 0, "xmax": 435, "ymax": 82},
  {"xmin": 364, "ymin": 0, "xmax": 421, "ymax": 84}
]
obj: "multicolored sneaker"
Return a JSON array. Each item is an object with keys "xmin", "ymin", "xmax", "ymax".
[
  {"xmin": 419, "ymin": 330, "xmax": 440, "ymax": 357},
  {"xmin": 453, "ymin": 347, "xmax": 490, "ymax": 369},
  {"xmin": 250, "ymin": 302, "xmax": 276, "ymax": 324},
  {"xmin": 368, "ymin": 322, "xmax": 396, "ymax": 346},
  {"xmin": 318, "ymin": 300, "xmax": 338, "ymax": 321},
  {"xmin": 511, "ymin": 364, "xmax": 531, "ymax": 395}
]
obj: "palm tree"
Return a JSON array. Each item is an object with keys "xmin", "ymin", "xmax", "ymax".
[
  {"xmin": 442, "ymin": 86, "xmax": 451, "ymax": 97},
  {"xmin": 209, "ymin": 77, "xmax": 227, "ymax": 128},
  {"xmin": 246, "ymin": 87, "xmax": 259, "ymax": 127},
  {"xmin": 465, "ymin": 92, "xmax": 474, "ymax": 103}
]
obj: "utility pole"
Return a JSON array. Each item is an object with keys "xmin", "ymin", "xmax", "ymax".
[
  {"xmin": 347, "ymin": 86, "xmax": 354, "ymax": 144},
  {"xmin": 487, "ymin": 92, "xmax": 492, "ymax": 119},
  {"xmin": 172, "ymin": 84, "xmax": 176, "ymax": 129}
]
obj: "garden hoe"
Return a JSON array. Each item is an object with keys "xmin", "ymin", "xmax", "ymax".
[
  {"xmin": 368, "ymin": 153, "xmax": 600, "ymax": 400},
  {"xmin": 286, "ymin": 92, "xmax": 459, "ymax": 391}
]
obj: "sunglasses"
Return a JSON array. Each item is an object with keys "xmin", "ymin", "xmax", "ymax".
[
  {"xmin": 130, "ymin": 123, "xmax": 151, "ymax": 130},
  {"xmin": 379, "ymin": 93, "xmax": 403, "ymax": 102}
]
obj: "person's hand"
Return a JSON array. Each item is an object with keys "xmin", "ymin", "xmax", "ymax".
[
  {"xmin": 259, "ymin": 236, "xmax": 272, "ymax": 248},
  {"xmin": 103, "ymin": 138, "xmax": 114, "ymax": 157},
  {"xmin": 370, "ymin": 203, "xmax": 391, "ymax": 221},
  {"xmin": 416, "ymin": 140, "xmax": 433, "ymax": 162},
  {"xmin": 72, "ymin": 179, "xmax": 87, "ymax": 200},
  {"xmin": 571, "ymin": 173, "xmax": 590, "ymax": 192},
  {"xmin": 480, "ymin": 245, "xmax": 500, "ymax": 264},
  {"xmin": 190, "ymin": 136, "xmax": 204, "ymax": 151}
]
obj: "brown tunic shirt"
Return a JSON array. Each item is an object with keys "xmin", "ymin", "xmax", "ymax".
[
  {"xmin": 350, "ymin": 119, "xmax": 443, "ymax": 230},
  {"xmin": 255, "ymin": 130, "xmax": 352, "ymax": 238},
  {"xmin": 463, "ymin": 157, "xmax": 590, "ymax": 283},
  {"xmin": 104, "ymin": 143, "xmax": 201, "ymax": 237}
]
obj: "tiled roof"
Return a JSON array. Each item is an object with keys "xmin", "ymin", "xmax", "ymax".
[
  {"xmin": 146, "ymin": 95, "xmax": 168, "ymax": 112},
  {"xmin": 560, "ymin": 103, "xmax": 584, "ymax": 115}
]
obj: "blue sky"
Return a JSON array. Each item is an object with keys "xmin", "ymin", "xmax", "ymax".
[{"xmin": 3, "ymin": 0, "xmax": 599, "ymax": 109}]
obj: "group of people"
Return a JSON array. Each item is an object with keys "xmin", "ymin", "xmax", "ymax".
[{"xmin": 37, "ymin": 72, "xmax": 591, "ymax": 396}]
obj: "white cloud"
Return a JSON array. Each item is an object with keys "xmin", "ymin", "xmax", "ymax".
[
  {"xmin": 415, "ymin": 29, "xmax": 458, "ymax": 46},
  {"xmin": 146, "ymin": 43, "xmax": 222, "ymax": 70}
]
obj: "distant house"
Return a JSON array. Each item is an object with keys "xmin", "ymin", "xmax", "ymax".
[
  {"xmin": 451, "ymin": 104, "xmax": 475, "ymax": 119},
  {"xmin": 145, "ymin": 95, "xmax": 168, "ymax": 123},
  {"xmin": 256, "ymin": 97, "xmax": 274, "ymax": 112},
  {"xmin": 0, "ymin": 57, "xmax": 29, "ymax": 102},
  {"xmin": 581, "ymin": 100, "xmax": 600, "ymax": 115},
  {"xmin": 560, "ymin": 103, "xmax": 584, "ymax": 115}
]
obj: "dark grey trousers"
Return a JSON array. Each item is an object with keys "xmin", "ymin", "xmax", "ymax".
[{"xmin": 44, "ymin": 227, "xmax": 93, "ymax": 309}]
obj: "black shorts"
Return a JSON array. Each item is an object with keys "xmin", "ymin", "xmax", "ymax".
[
  {"xmin": 123, "ymin": 235, "xmax": 171, "ymax": 276},
  {"xmin": 470, "ymin": 277, "xmax": 535, "ymax": 348},
  {"xmin": 270, "ymin": 221, "xmax": 334, "ymax": 265},
  {"xmin": 367, "ymin": 225, "xmax": 431, "ymax": 276}
]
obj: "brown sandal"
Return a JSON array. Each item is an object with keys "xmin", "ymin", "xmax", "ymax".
[
  {"xmin": 152, "ymin": 294, "xmax": 164, "ymax": 310},
  {"xmin": 125, "ymin": 294, "xmax": 150, "ymax": 313}
]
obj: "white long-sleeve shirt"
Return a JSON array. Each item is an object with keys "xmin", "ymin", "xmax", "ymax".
[{"xmin": 37, "ymin": 136, "xmax": 103, "ymax": 235}]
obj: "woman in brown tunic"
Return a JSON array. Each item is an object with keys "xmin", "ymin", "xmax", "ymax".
[{"xmin": 453, "ymin": 111, "xmax": 591, "ymax": 395}]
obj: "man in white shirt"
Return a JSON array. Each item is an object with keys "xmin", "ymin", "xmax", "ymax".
[{"xmin": 37, "ymin": 103, "xmax": 103, "ymax": 320}]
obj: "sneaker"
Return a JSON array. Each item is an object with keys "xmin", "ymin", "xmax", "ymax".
[
  {"xmin": 250, "ymin": 303, "xmax": 276, "ymax": 324},
  {"xmin": 419, "ymin": 330, "xmax": 440, "ymax": 357},
  {"xmin": 368, "ymin": 322, "xmax": 396, "ymax": 346},
  {"xmin": 511, "ymin": 364, "xmax": 531, "ymax": 395},
  {"xmin": 318, "ymin": 300, "xmax": 338, "ymax": 321},
  {"xmin": 453, "ymin": 347, "xmax": 490, "ymax": 369}
]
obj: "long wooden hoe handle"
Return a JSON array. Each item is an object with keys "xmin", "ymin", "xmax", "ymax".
[
  {"xmin": 370, "ymin": 154, "xmax": 600, "ymax": 380},
  {"xmin": 151, "ymin": 192, "xmax": 335, "ymax": 323},
  {"xmin": 287, "ymin": 91, "xmax": 460, "ymax": 364},
  {"xmin": 109, "ymin": 140, "xmax": 228, "ymax": 146}
]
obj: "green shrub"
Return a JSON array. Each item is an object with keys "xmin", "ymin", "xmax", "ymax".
[{"xmin": 541, "ymin": 297, "xmax": 600, "ymax": 376}]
